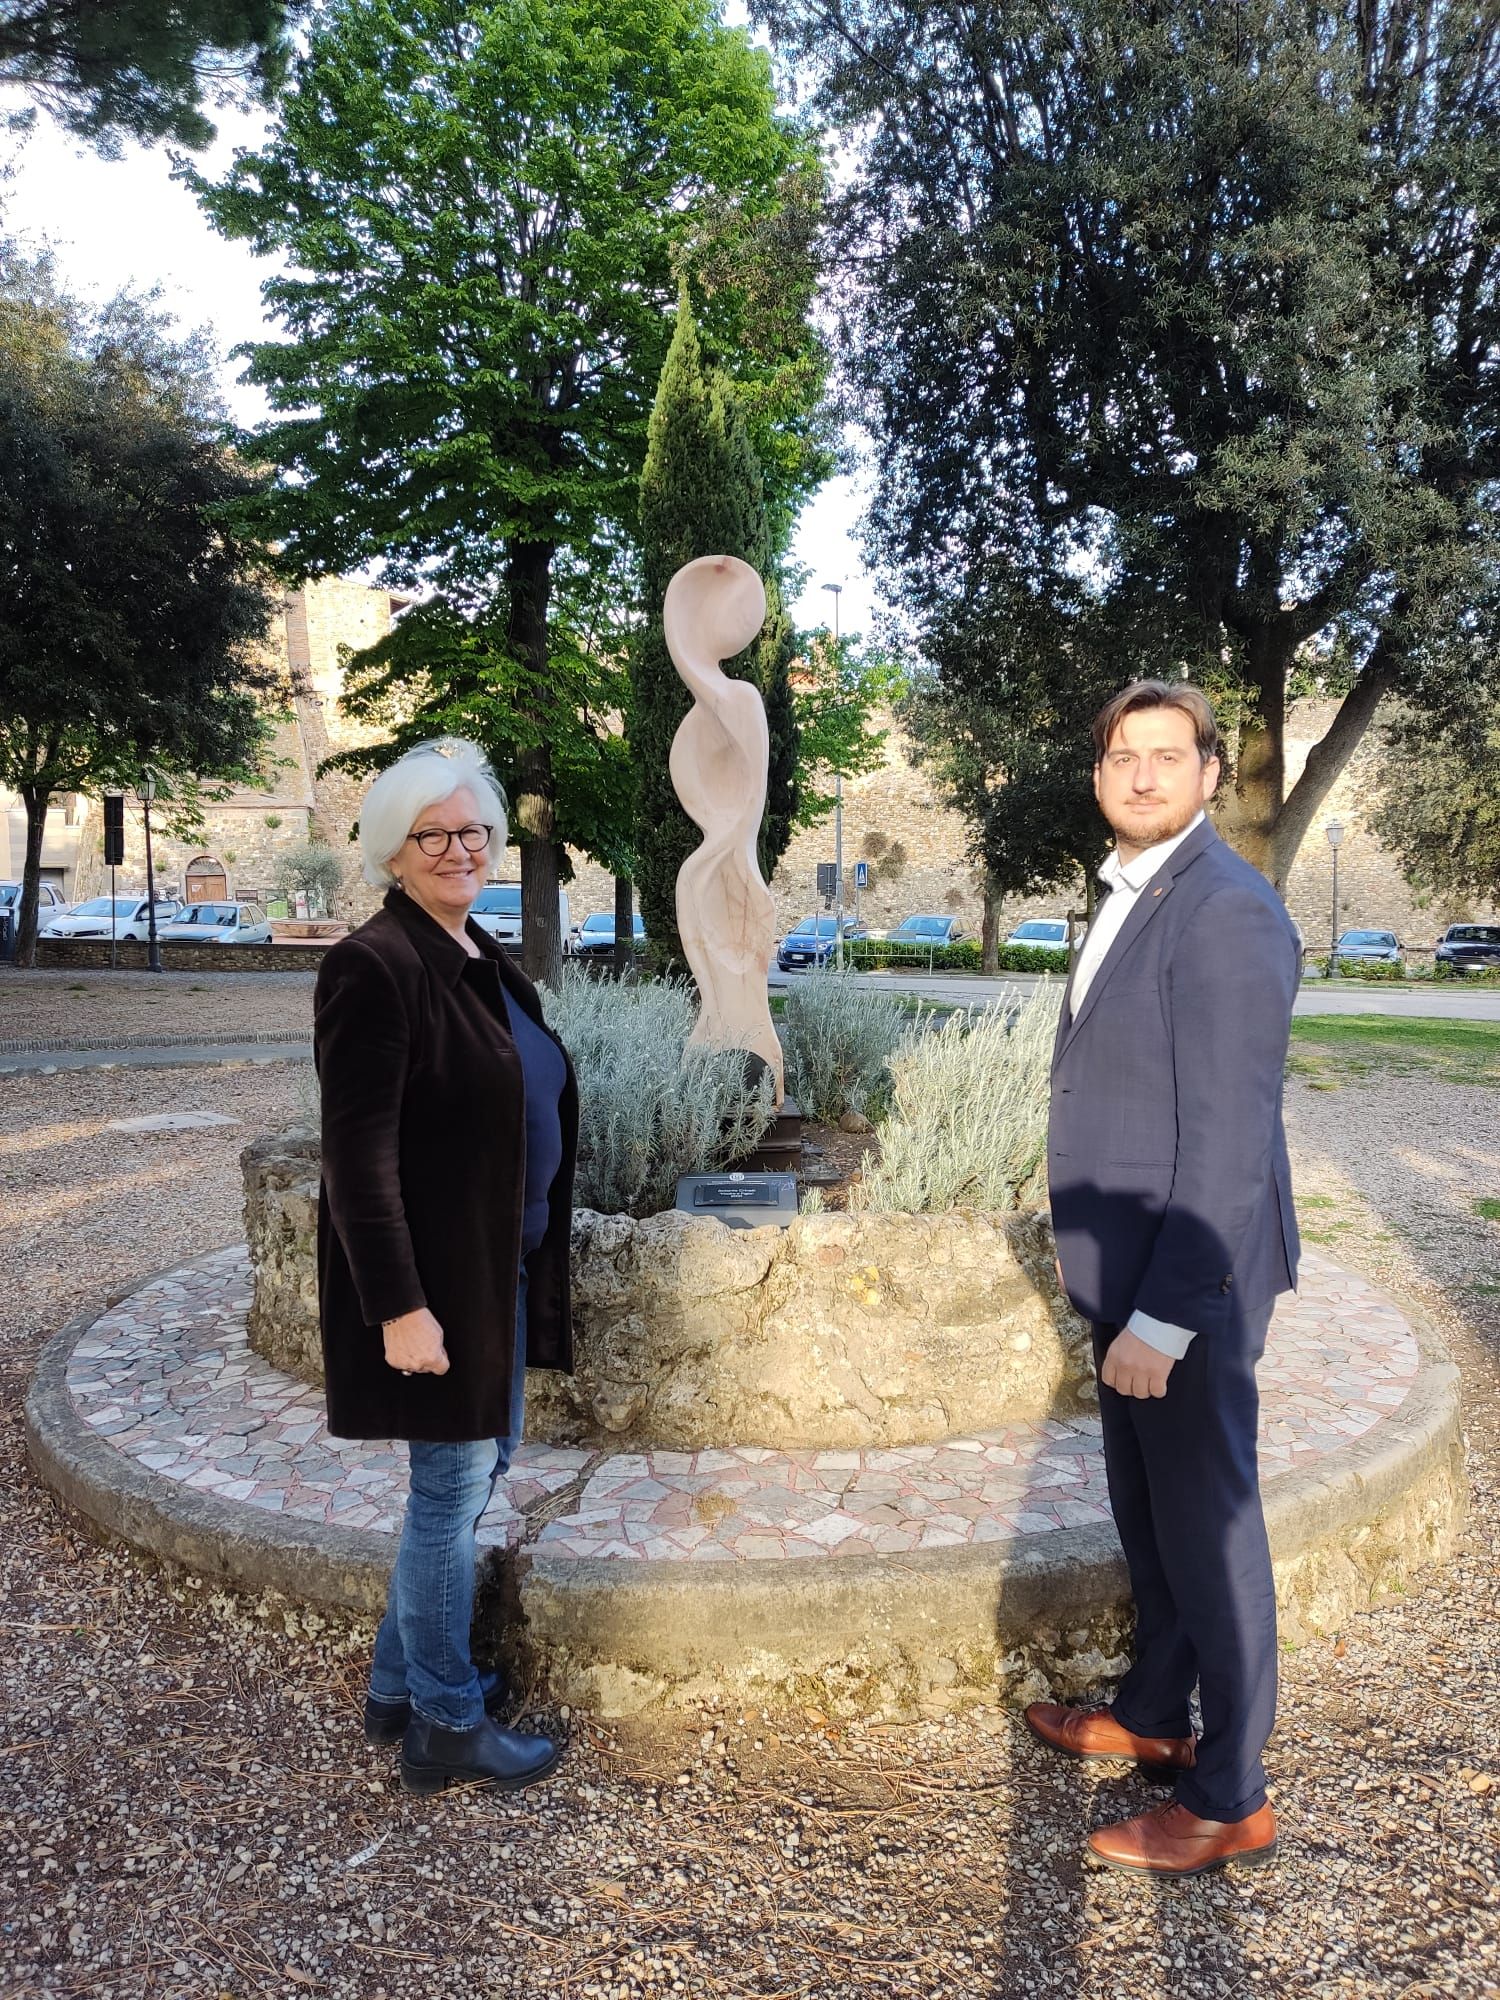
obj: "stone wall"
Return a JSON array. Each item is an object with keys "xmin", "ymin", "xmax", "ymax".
[
  {"xmin": 242, "ymin": 1133, "xmax": 1092, "ymax": 1450},
  {"xmin": 1280, "ymin": 699, "xmax": 1498, "ymax": 949},
  {"xmin": 37, "ymin": 939, "xmax": 332, "ymax": 974},
  {"xmin": 555, "ymin": 697, "xmax": 1500, "ymax": 946}
]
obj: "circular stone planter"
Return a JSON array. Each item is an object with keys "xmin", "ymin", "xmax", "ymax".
[
  {"xmin": 25, "ymin": 1245, "xmax": 1467, "ymax": 1720},
  {"xmin": 242, "ymin": 1133, "xmax": 1094, "ymax": 1450}
]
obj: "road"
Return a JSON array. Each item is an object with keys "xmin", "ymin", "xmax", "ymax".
[
  {"xmin": 770, "ymin": 966, "xmax": 1500, "ymax": 1020},
  {"xmin": 1, "ymin": 970, "xmax": 1495, "ymax": 1073}
]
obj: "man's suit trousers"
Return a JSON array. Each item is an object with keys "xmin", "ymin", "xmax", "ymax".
[{"xmin": 1093, "ymin": 1298, "xmax": 1278, "ymax": 1823}]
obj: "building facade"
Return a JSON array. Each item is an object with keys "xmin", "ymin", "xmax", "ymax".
[{"xmin": 1, "ymin": 579, "xmax": 401, "ymax": 915}]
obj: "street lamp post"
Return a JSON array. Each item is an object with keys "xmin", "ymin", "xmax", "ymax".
[
  {"xmin": 1325, "ymin": 819, "xmax": 1344, "ymax": 978},
  {"xmin": 137, "ymin": 772, "xmax": 163, "ymax": 974},
  {"xmin": 821, "ymin": 581, "xmax": 844, "ymax": 969}
]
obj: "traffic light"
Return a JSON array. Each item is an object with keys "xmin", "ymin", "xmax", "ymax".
[{"xmin": 102, "ymin": 794, "xmax": 125, "ymax": 867}]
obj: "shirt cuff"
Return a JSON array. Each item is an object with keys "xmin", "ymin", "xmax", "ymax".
[{"xmin": 1126, "ymin": 1309, "xmax": 1197, "ymax": 1360}]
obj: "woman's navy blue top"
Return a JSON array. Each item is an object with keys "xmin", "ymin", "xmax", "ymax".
[{"xmin": 462, "ymin": 957, "xmax": 568, "ymax": 1255}]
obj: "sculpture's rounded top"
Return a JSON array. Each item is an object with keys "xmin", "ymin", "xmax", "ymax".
[{"xmin": 664, "ymin": 555, "xmax": 767, "ymax": 667}]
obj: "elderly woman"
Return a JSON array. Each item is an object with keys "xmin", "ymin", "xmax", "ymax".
[{"xmin": 314, "ymin": 739, "xmax": 577, "ymax": 1795}]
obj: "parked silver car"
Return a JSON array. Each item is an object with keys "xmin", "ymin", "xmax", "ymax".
[
  {"xmin": 469, "ymin": 882, "xmax": 572, "ymax": 948},
  {"xmin": 158, "ymin": 901, "xmax": 273, "ymax": 944}
]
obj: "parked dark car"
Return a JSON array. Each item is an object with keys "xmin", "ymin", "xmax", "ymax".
[
  {"xmin": 775, "ymin": 915, "xmax": 867, "ymax": 971},
  {"xmin": 571, "ymin": 911, "xmax": 646, "ymax": 960},
  {"xmin": 1435, "ymin": 923, "xmax": 1500, "ymax": 973},
  {"xmin": 887, "ymin": 913, "xmax": 966, "ymax": 946},
  {"xmin": 1333, "ymin": 928, "xmax": 1402, "ymax": 966}
]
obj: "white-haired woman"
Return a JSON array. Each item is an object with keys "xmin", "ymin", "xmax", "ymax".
[{"xmin": 314, "ymin": 740, "xmax": 577, "ymax": 1794}]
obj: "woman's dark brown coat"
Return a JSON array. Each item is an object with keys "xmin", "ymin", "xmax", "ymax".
[{"xmin": 314, "ymin": 887, "xmax": 577, "ymax": 1442}]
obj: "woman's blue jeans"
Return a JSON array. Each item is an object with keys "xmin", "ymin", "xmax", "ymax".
[{"xmin": 367, "ymin": 1275, "xmax": 527, "ymax": 1731}]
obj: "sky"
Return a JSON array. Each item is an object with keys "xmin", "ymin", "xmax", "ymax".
[{"xmin": 0, "ymin": 79, "xmax": 882, "ymax": 642}]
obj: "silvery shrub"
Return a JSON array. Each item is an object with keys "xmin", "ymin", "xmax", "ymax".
[
  {"xmin": 539, "ymin": 971, "xmax": 775, "ymax": 1217},
  {"xmin": 779, "ymin": 969, "xmax": 911, "ymax": 1124},
  {"xmin": 850, "ymin": 986, "xmax": 1060, "ymax": 1214}
]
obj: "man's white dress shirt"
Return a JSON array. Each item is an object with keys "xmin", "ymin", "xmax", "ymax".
[{"xmin": 1070, "ymin": 812, "xmax": 1205, "ymax": 1361}]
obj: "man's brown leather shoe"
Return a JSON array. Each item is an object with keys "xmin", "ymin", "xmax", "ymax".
[
  {"xmin": 1087, "ymin": 1800, "xmax": 1278, "ymax": 1877},
  {"xmin": 1024, "ymin": 1702, "xmax": 1197, "ymax": 1775}
]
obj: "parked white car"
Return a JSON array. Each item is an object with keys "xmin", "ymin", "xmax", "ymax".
[
  {"xmin": 42, "ymin": 894, "xmax": 181, "ymax": 940},
  {"xmin": 0, "ymin": 880, "xmax": 70, "ymax": 921},
  {"xmin": 1004, "ymin": 917, "xmax": 1079, "ymax": 951},
  {"xmin": 158, "ymin": 901, "xmax": 273, "ymax": 945},
  {"xmin": 469, "ymin": 882, "xmax": 572, "ymax": 949}
]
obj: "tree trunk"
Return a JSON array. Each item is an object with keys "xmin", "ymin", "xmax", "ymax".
[
  {"xmin": 516, "ymin": 763, "xmax": 562, "ymax": 988},
  {"xmin": 1213, "ymin": 613, "xmax": 1398, "ymax": 891},
  {"xmin": 506, "ymin": 541, "xmax": 563, "ymax": 987},
  {"xmin": 13, "ymin": 786, "xmax": 49, "ymax": 967},
  {"xmin": 1220, "ymin": 630, "xmax": 1293, "ymax": 876},
  {"xmin": 980, "ymin": 877, "xmax": 999, "ymax": 974},
  {"xmin": 1263, "ymin": 656, "xmax": 1396, "ymax": 887},
  {"xmin": 612, "ymin": 873, "xmax": 634, "ymax": 981}
]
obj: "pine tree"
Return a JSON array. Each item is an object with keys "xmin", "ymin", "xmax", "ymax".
[{"xmin": 631, "ymin": 287, "xmax": 799, "ymax": 968}]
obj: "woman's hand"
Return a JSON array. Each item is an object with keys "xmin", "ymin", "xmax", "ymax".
[{"xmin": 382, "ymin": 1307, "xmax": 450, "ymax": 1376}]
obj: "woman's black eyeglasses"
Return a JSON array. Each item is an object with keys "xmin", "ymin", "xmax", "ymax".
[{"xmin": 407, "ymin": 823, "xmax": 493, "ymax": 857}]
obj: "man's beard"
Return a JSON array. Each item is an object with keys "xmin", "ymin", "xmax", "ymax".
[{"xmin": 1103, "ymin": 794, "xmax": 1203, "ymax": 851}]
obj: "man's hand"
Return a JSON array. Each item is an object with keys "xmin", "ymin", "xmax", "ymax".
[
  {"xmin": 382, "ymin": 1307, "xmax": 450, "ymax": 1376},
  {"xmin": 1100, "ymin": 1328, "xmax": 1175, "ymax": 1399}
]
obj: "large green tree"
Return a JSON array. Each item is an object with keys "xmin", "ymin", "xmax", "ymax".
[
  {"xmin": 324, "ymin": 588, "xmax": 636, "ymax": 886},
  {"xmin": 631, "ymin": 290, "xmax": 800, "ymax": 967},
  {"xmin": 190, "ymin": 0, "xmax": 825, "ymax": 985},
  {"xmin": 0, "ymin": 265, "xmax": 279, "ymax": 962},
  {"xmin": 900, "ymin": 653, "xmax": 1113, "ymax": 921},
  {"xmin": 754, "ymin": 0, "xmax": 1500, "ymax": 888},
  {"xmin": 1372, "ymin": 701, "xmax": 1500, "ymax": 911},
  {"xmin": 0, "ymin": 0, "xmax": 293, "ymax": 149},
  {"xmin": 790, "ymin": 626, "xmax": 899, "ymax": 833}
]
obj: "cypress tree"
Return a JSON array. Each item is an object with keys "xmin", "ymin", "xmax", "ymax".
[{"xmin": 631, "ymin": 285, "xmax": 800, "ymax": 968}]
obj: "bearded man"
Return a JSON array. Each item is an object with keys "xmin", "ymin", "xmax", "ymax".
[{"xmin": 1028, "ymin": 680, "xmax": 1301, "ymax": 1878}]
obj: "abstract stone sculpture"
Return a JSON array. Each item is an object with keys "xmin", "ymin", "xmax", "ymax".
[{"xmin": 664, "ymin": 553, "xmax": 784, "ymax": 1101}]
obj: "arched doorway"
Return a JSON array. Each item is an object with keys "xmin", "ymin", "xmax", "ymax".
[{"xmin": 184, "ymin": 855, "xmax": 229, "ymax": 903}]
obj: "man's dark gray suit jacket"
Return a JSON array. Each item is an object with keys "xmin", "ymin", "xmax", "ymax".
[{"xmin": 1047, "ymin": 817, "xmax": 1301, "ymax": 1337}]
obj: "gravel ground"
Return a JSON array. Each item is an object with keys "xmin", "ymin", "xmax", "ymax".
[
  {"xmin": 0, "ymin": 967, "xmax": 316, "ymax": 1047},
  {"xmin": 1, "ymin": 1048, "xmax": 1497, "ymax": 2000}
]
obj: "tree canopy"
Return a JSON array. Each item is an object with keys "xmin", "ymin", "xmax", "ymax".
[
  {"xmin": 0, "ymin": 262, "xmax": 279, "ymax": 961},
  {"xmin": 1372, "ymin": 701, "xmax": 1500, "ymax": 913},
  {"xmin": 753, "ymin": 0, "xmax": 1500, "ymax": 889},
  {"xmin": 0, "ymin": 0, "xmax": 294, "ymax": 150},
  {"xmin": 191, "ymin": 0, "xmax": 827, "ymax": 984},
  {"xmin": 900, "ymin": 636, "xmax": 1115, "ymax": 916}
]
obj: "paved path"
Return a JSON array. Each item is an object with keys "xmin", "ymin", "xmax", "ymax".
[
  {"xmin": 55, "ymin": 1244, "xmax": 1421, "ymax": 1561},
  {"xmin": 0, "ymin": 1038, "xmax": 311, "ymax": 1074},
  {"xmin": 2, "ymin": 973, "xmax": 1495, "ymax": 1074}
]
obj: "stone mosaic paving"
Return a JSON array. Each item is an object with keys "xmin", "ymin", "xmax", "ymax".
[{"xmin": 63, "ymin": 1245, "xmax": 1419, "ymax": 1566}]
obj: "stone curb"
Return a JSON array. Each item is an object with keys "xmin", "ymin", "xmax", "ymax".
[{"xmin": 24, "ymin": 1263, "xmax": 1467, "ymax": 1715}]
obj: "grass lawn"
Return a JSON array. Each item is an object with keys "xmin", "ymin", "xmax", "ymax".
[{"xmin": 1289, "ymin": 1014, "xmax": 1500, "ymax": 1089}]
